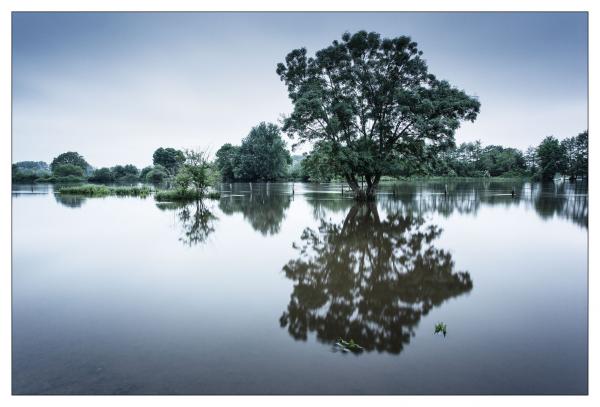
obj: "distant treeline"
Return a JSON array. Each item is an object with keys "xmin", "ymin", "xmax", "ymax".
[
  {"xmin": 290, "ymin": 131, "xmax": 588, "ymax": 183},
  {"xmin": 13, "ymin": 126, "xmax": 587, "ymax": 185}
]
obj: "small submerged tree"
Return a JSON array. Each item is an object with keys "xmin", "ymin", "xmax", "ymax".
[
  {"xmin": 277, "ymin": 31, "xmax": 480, "ymax": 200},
  {"xmin": 166, "ymin": 149, "xmax": 218, "ymax": 199},
  {"xmin": 179, "ymin": 149, "xmax": 213, "ymax": 195}
]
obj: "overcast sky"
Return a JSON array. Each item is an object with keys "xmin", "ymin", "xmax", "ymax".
[{"xmin": 12, "ymin": 12, "xmax": 588, "ymax": 168}]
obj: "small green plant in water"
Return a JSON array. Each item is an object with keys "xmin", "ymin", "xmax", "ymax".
[
  {"xmin": 434, "ymin": 322, "xmax": 447, "ymax": 337},
  {"xmin": 335, "ymin": 338, "xmax": 364, "ymax": 353}
]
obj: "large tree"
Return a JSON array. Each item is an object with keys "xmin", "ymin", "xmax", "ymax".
[
  {"xmin": 235, "ymin": 122, "xmax": 291, "ymax": 181},
  {"xmin": 562, "ymin": 130, "xmax": 588, "ymax": 179},
  {"xmin": 536, "ymin": 136, "xmax": 567, "ymax": 181},
  {"xmin": 152, "ymin": 147, "xmax": 185, "ymax": 175},
  {"xmin": 277, "ymin": 31, "xmax": 480, "ymax": 199},
  {"xmin": 214, "ymin": 143, "xmax": 241, "ymax": 181},
  {"xmin": 50, "ymin": 152, "xmax": 89, "ymax": 173}
]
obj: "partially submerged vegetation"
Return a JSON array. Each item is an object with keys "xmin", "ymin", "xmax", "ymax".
[
  {"xmin": 434, "ymin": 322, "xmax": 447, "ymax": 337},
  {"xmin": 58, "ymin": 184, "xmax": 152, "ymax": 197},
  {"xmin": 335, "ymin": 338, "xmax": 365, "ymax": 353}
]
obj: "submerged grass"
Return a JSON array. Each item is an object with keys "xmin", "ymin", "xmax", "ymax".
[
  {"xmin": 58, "ymin": 184, "xmax": 152, "ymax": 197},
  {"xmin": 57, "ymin": 184, "xmax": 219, "ymax": 201}
]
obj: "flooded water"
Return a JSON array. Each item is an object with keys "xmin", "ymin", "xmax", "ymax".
[{"xmin": 12, "ymin": 180, "xmax": 588, "ymax": 394}]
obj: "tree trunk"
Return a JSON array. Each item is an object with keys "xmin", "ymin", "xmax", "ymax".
[{"xmin": 344, "ymin": 173, "xmax": 380, "ymax": 201}]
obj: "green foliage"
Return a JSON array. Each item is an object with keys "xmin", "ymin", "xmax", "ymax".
[
  {"xmin": 152, "ymin": 147, "xmax": 185, "ymax": 175},
  {"xmin": 180, "ymin": 149, "xmax": 214, "ymax": 194},
  {"xmin": 145, "ymin": 165, "xmax": 169, "ymax": 184},
  {"xmin": 277, "ymin": 30, "xmax": 480, "ymax": 199},
  {"xmin": 561, "ymin": 130, "xmax": 588, "ymax": 179},
  {"xmin": 214, "ymin": 123, "xmax": 291, "ymax": 182},
  {"xmin": 536, "ymin": 136, "xmax": 567, "ymax": 181},
  {"xmin": 214, "ymin": 143, "xmax": 240, "ymax": 181},
  {"xmin": 237, "ymin": 123, "xmax": 291, "ymax": 181},
  {"xmin": 12, "ymin": 163, "xmax": 50, "ymax": 183},
  {"xmin": 88, "ymin": 167, "xmax": 115, "ymax": 183},
  {"xmin": 14, "ymin": 161, "xmax": 49, "ymax": 172},
  {"xmin": 58, "ymin": 184, "xmax": 151, "ymax": 197},
  {"xmin": 156, "ymin": 149, "xmax": 218, "ymax": 202},
  {"xmin": 140, "ymin": 166, "xmax": 153, "ymax": 180},
  {"xmin": 50, "ymin": 152, "xmax": 89, "ymax": 173},
  {"xmin": 58, "ymin": 184, "xmax": 111, "ymax": 196},
  {"xmin": 53, "ymin": 163, "xmax": 85, "ymax": 177},
  {"xmin": 300, "ymin": 142, "xmax": 340, "ymax": 182},
  {"xmin": 111, "ymin": 186, "xmax": 152, "ymax": 197},
  {"xmin": 434, "ymin": 322, "xmax": 447, "ymax": 337},
  {"xmin": 111, "ymin": 164, "xmax": 139, "ymax": 181},
  {"xmin": 173, "ymin": 169, "xmax": 192, "ymax": 192},
  {"xmin": 335, "ymin": 338, "xmax": 364, "ymax": 353},
  {"xmin": 287, "ymin": 155, "xmax": 307, "ymax": 181}
]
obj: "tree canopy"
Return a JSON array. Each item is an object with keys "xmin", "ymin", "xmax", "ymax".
[
  {"xmin": 536, "ymin": 136, "xmax": 567, "ymax": 181},
  {"xmin": 214, "ymin": 122, "xmax": 291, "ymax": 182},
  {"xmin": 152, "ymin": 147, "xmax": 185, "ymax": 175},
  {"xmin": 50, "ymin": 152, "xmax": 89, "ymax": 173},
  {"xmin": 277, "ymin": 30, "xmax": 480, "ymax": 199},
  {"xmin": 561, "ymin": 130, "xmax": 587, "ymax": 179},
  {"xmin": 52, "ymin": 163, "xmax": 85, "ymax": 177},
  {"xmin": 214, "ymin": 143, "xmax": 240, "ymax": 181}
]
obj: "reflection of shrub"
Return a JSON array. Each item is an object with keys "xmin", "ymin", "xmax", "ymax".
[{"xmin": 53, "ymin": 164, "xmax": 85, "ymax": 177}]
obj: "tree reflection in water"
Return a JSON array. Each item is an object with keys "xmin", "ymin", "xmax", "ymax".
[
  {"xmin": 219, "ymin": 191, "xmax": 291, "ymax": 236},
  {"xmin": 156, "ymin": 200, "xmax": 217, "ymax": 247},
  {"xmin": 280, "ymin": 203, "xmax": 473, "ymax": 354},
  {"xmin": 54, "ymin": 193, "xmax": 87, "ymax": 208}
]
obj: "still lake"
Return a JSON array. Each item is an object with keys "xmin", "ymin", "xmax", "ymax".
[{"xmin": 12, "ymin": 180, "xmax": 588, "ymax": 394}]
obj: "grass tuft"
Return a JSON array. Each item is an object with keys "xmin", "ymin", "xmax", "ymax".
[
  {"xmin": 434, "ymin": 322, "xmax": 447, "ymax": 337},
  {"xmin": 335, "ymin": 338, "xmax": 364, "ymax": 353}
]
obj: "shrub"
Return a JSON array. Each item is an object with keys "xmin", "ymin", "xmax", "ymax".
[
  {"xmin": 145, "ymin": 166, "xmax": 169, "ymax": 183},
  {"xmin": 88, "ymin": 167, "xmax": 114, "ymax": 183}
]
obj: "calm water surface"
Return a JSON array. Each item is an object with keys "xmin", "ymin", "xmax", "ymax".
[{"xmin": 12, "ymin": 180, "xmax": 588, "ymax": 394}]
